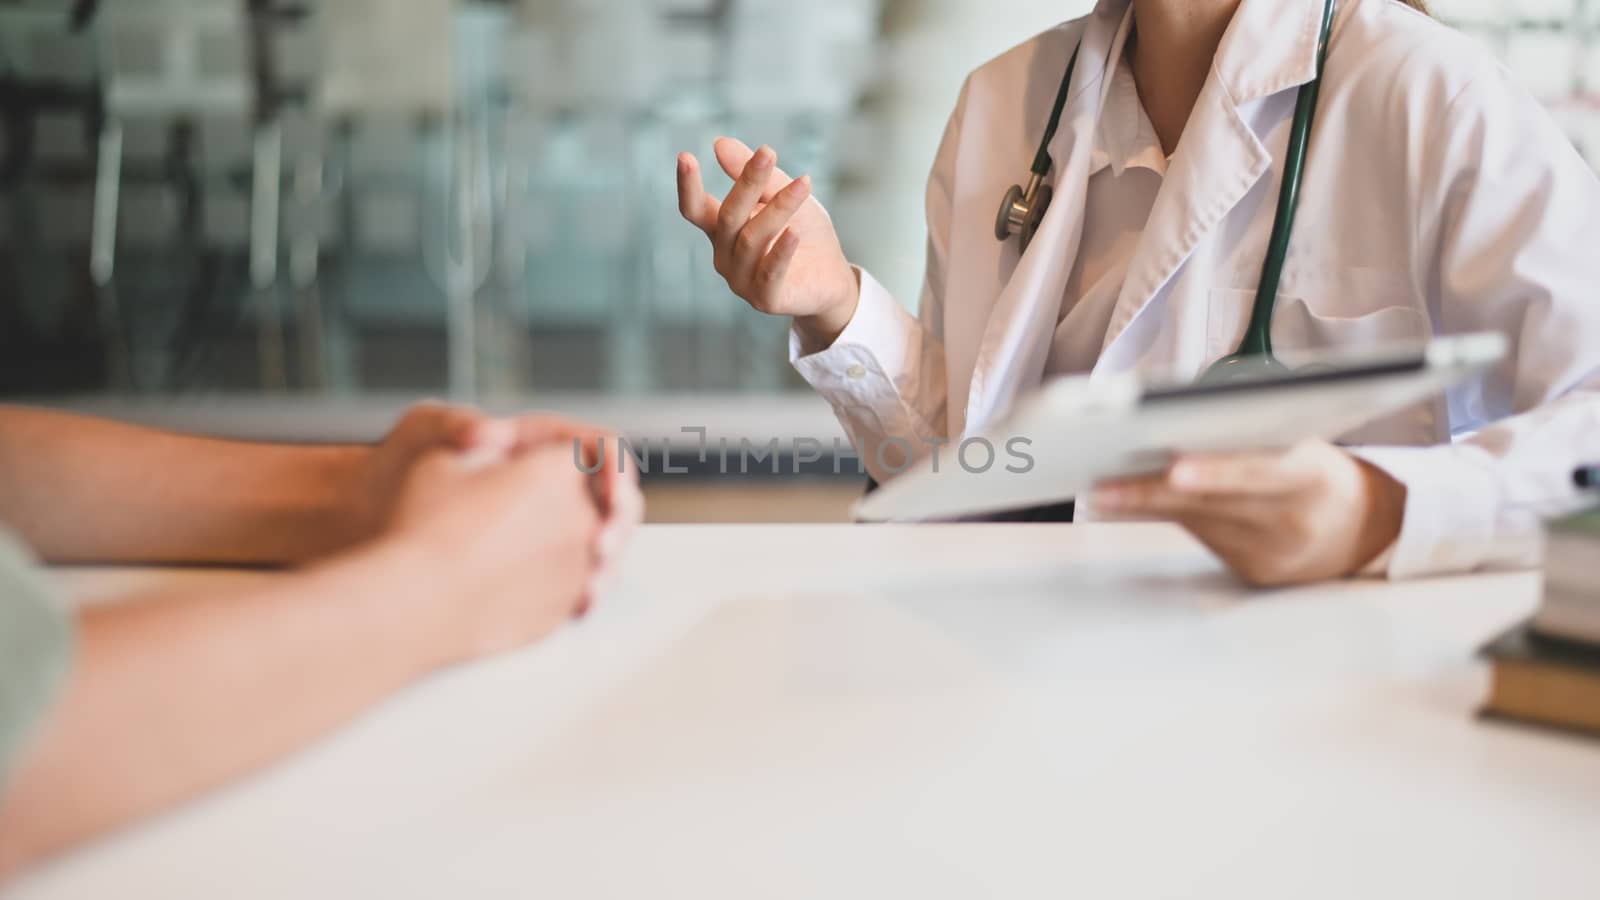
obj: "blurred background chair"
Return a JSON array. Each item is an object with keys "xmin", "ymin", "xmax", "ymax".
[
  {"xmin": 317, "ymin": 0, "xmax": 465, "ymax": 395},
  {"xmin": 0, "ymin": 0, "xmax": 114, "ymax": 391},
  {"xmin": 95, "ymin": 0, "xmax": 275, "ymax": 390}
]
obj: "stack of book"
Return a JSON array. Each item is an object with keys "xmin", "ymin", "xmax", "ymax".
[{"xmin": 1481, "ymin": 486, "xmax": 1600, "ymax": 737}]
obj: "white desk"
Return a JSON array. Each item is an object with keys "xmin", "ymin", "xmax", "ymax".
[{"xmin": 11, "ymin": 524, "xmax": 1600, "ymax": 899}]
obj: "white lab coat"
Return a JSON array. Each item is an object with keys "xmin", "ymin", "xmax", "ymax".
[{"xmin": 792, "ymin": 0, "xmax": 1600, "ymax": 578}]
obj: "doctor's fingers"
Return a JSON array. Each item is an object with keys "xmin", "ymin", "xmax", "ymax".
[
  {"xmin": 715, "ymin": 145, "xmax": 779, "ymax": 248},
  {"xmin": 677, "ymin": 153, "xmax": 721, "ymax": 234},
  {"xmin": 1110, "ymin": 487, "xmax": 1341, "ymax": 575},
  {"xmin": 1093, "ymin": 479, "xmax": 1294, "ymax": 524},
  {"xmin": 725, "ymin": 176, "xmax": 812, "ymax": 286},
  {"xmin": 713, "ymin": 136, "xmax": 794, "ymax": 200},
  {"xmin": 747, "ymin": 230, "xmax": 801, "ymax": 310},
  {"xmin": 1165, "ymin": 441, "xmax": 1333, "ymax": 496},
  {"xmin": 1176, "ymin": 517, "xmax": 1308, "ymax": 588}
]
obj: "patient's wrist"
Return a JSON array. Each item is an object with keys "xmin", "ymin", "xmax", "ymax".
[
  {"xmin": 326, "ymin": 533, "xmax": 465, "ymax": 675},
  {"xmin": 298, "ymin": 445, "xmax": 380, "ymax": 560}
]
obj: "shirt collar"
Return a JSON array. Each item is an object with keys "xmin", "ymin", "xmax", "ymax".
[{"xmin": 1088, "ymin": 48, "xmax": 1168, "ymax": 179}]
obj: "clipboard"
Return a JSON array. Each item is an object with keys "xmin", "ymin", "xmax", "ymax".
[{"xmin": 853, "ymin": 332, "xmax": 1508, "ymax": 523}]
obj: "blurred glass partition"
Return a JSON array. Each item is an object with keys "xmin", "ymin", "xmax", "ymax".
[
  {"xmin": 1, "ymin": 0, "xmax": 1595, "ymax": 404},
  {"xmin": 0, "ymin": 0, "xmax": 889, "ymax": 401},
  {"xmin": 0, "ymin": 0, "xmax": 1127, "ymax": 405}
]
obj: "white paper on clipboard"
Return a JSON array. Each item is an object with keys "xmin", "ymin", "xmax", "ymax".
[{"xmin": 853, "ymin": 333, "xmax": 1508, "ymax": 523}]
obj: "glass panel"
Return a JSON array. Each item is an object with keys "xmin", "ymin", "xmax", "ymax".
[
  {"xmin": 0, "ymin": 1, "xmax": 1589, "ymax": 404},
  {"xmin": 1, "ymin": 0, "xmax": 1107, "ymax": 403}
]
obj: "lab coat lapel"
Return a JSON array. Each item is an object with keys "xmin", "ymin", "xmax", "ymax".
[
  {"xmin": 961, "ymin": 3, "xmax": 1128, "ymax": 437},
  {"xmin": 1095, "ymin": 0, "xmax": 1333, "ymax": 369},
  {"xmin": 1094, "ymin": 76, "xmax": 1272, "ymax": 365}
]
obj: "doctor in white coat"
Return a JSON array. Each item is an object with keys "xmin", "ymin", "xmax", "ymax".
[{"xmin": 677, "ymin": 0, "xmax": 1600, "ymax": 586}]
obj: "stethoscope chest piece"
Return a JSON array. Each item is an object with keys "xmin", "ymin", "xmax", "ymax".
[
  {"xmin": 1200, "ymin": 349, "xmax": 1295, "ymax": 385},
  {"xmin": 995, "ymin": 174, "xmax": 1053, "ymax": 250}
]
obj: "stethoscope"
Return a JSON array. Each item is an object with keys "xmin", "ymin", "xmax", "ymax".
[{"xmin": 996, "ymin": 0, "xmax": 1338, "ymax": 379}]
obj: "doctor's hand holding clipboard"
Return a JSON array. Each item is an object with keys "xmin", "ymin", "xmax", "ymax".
[{"xmin": 679, "ymin": 0, "xmax": 1600, "ymax": 587}]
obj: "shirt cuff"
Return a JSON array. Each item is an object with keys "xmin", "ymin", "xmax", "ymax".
[
  {"xmin": 789, "ymin": 267, "xmax": 916, "ymax": 374},
  {"xmin": 789, "ymin": 268, "xmax": 934, "ymax": 469},
  {"xmin": 1348, "ymin": 444, "xmax": 1538, "ymax": 579}
]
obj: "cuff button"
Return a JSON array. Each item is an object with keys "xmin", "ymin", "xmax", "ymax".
[{"xmin": 846, "ymin": 364, "xmax": 867, "ymax": 380}]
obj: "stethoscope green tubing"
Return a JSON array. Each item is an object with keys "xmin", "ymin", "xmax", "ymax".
[
  {"xmin": 1028, "ymin": 0, "xmax": 1339, "ymax": 367},
  {"xmin": 1236, "ymin": 0, "xmax": 1338, "ymax": 361}
]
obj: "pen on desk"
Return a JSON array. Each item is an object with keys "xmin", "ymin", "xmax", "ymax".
[{"xmin": 1576, "ymin": 465, "xmax": 1600, "ymax": 490}]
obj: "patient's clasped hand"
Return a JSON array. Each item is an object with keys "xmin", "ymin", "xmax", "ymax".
[{"xmin": 0, "ymin": 403, "xmax": 642, "ymax": 881}]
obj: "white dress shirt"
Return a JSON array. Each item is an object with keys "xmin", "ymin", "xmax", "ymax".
[{"xmin": 1047, "ymin": 48, "xmax": 1167, "ymax": 377}]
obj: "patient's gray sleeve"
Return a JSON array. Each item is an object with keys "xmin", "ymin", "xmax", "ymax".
[{"xmin": 0, "ymin": 530, "xmax": 73, "ymax": 785}]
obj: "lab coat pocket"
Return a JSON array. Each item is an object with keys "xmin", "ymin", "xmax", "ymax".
[
  {"xmin": 1206, "ymin": 268, "xmax": 1428, "ymax": 360},
  {"xmin": 1206, "ymin": 277, "xmax": 1441, "ymax": 445},
  {"xmin": 1270, "ymin": 295, "xmax": 1428, "ymax": 356}
]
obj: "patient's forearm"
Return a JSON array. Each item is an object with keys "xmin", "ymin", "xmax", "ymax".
[
  {"xmin": 0, "ymin": 406, "xmax": 367, "ymax": 564},
  {"xmin": 0, "ymin": 540, "xmax": 442, "ymax": 879}
]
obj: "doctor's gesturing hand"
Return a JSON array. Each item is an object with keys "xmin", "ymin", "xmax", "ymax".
[
  {"xmin": 1093, "ymin": 440, "xmax": 1408, "ymax": 587},
  {"xmin": 677, "ymin": 138, "xmax": 861, "ymax": 350}
]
